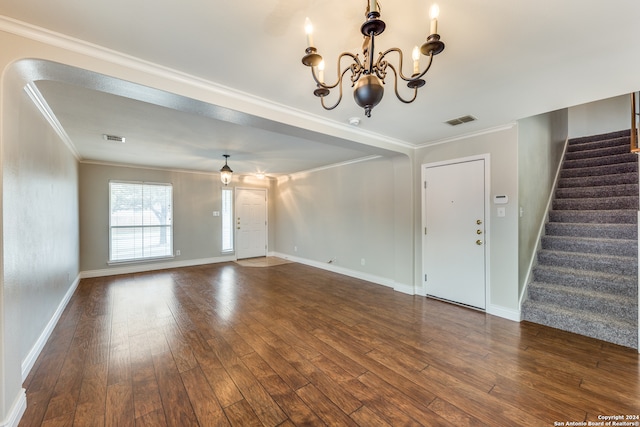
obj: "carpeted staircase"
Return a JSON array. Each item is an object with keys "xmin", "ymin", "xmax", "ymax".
[{"xmin": 521, "ymin": 130, "xmax": 639, "ymax": 349}]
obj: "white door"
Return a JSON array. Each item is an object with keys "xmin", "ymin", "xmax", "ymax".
[
  {"xmin": 423, "ymin": 158, "xmax": 486, "ymax": 309},
  {"xmin": 236, "ymin": 188, "xmax": 267, "ymax": 259}
]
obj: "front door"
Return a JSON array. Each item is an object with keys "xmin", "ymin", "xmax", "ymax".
[
  {"xmin": 236, "ymin": 188, "xmax": 267, "ymax": 259},
  {"xmin": 423, "ymin": 157, "xmax": 487, "ymax": 309}
]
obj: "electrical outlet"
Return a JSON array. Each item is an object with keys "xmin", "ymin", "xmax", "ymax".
[
  {"xmin": 361, "ymin": 258, "xmax": 366, "ymax": 266},
  {"xmin": 176, "ymin": 250, "xmax": 181, "ymax": 256}
]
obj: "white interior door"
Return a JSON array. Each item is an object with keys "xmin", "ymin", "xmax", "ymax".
[
  {"xmin": 236, "ymin": 188, "xmax": 267, "ymax": 259},
  {"xmin": 423, "ymin": 158, "xmax": 486, "ymax": 309}
]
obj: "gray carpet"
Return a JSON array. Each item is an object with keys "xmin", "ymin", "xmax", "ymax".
[{"xmin": 521, "ymin": 130, "xmax": 639, "ymax": 349}]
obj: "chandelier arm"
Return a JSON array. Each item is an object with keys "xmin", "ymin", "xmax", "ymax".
[
  {"xmin": 386, "ymin": 63, "xmax": 419, "ymax": 104},
  {"xmin": 319, "ymin": 66, "xmax": 354, "ymax": 111},
  {"xmin": 311, "ymin": 52, "xmax": 363, "ymax": 90},
  {"xmin": 376, "ymin": 48, "xmax": 435, "ymax": 83}
]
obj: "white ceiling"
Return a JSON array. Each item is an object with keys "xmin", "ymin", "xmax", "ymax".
[{"xmin": 2, "ymin": 0, "xmax": 640, "ymax": 176}]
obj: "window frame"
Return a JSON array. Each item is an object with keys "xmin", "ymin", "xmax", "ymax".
[
  {"xmin": 221, "ymin": 187, "xmax": 234, "ymax": 253},
  {"xmin": 108, "ymin": 180, "xmax": 174, "ymax": 264}
]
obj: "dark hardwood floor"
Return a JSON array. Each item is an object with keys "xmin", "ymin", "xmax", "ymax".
[{"xmin": 19, "ymin": 261, "xmax": 640, "ymax": 426}]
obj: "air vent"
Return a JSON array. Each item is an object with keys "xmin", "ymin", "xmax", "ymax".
[
  {"xmin": 103, "ymin": 134, "xmax": 126, "ymax": 143},
  {"xmin": 445, "ymin": 115, "xmax": 477, "ymax": 126}
]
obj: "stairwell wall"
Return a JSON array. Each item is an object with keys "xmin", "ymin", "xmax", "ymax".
[
  {"xmin": 568, "ymin": 94, "xmax": 630, "ymax": 139},
  {"xmin": 517, "ymin": 109, "xmax": 568, "ymax": 299}
]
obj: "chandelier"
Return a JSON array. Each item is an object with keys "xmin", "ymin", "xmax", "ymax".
[{"xmin": 302, "ymin": 1, "xmax": 445, "ymax": 118}]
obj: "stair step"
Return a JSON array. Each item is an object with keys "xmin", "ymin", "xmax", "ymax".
[
  {"xmin": 525, "ymin": 129, "xmax": 639, "ymax": 350},
  {"xmin": 526, "ymin": 282, "xmax": 638, "ymax": 323},
  {"xmin": 541, "ymin": 235, "xmax": 637, "ymax": 257},
  {"xmin": 552, "ymin": 196, "xmax": 638, "ymax": 210},
  {"xmin": 521, "ymin": 300, "xmax": 638, "ymax": 349},
  {"xmin": 548, "ymin": 209, "xmax": 637, "ymax": 224},
  {"xmin": 546, "ymin": 222, "xmax": 637, "ymax": 239},
  {"xmin": 568, "ymin": 130, "xmax": 630, "ymax": 145},
  {"xmin": 537, "ymin": 249, "xmax": 637, "ymax": 275},
  {"xmin": 563, "ymin": 153, "xmax": 638, "ymax": 170},
  {"xmin": 532, "ymin": 265, "xmax": 637, "ymax": 297},
  {"xmin": 558, "ymin": 172, "xmax": 638, "ymax": 188},
  {"xmin": 565, "ymin": 143, "xmax": 632, "ymax": 161},
  {"xmin": 555, "ymin": 184, "xmax": 639, "ymax": 199},
  {"xmin": 560, "ymin": 162, "xmax": 637, "ymax": 179}
]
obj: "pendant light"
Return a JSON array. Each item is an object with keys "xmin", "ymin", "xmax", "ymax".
[{"xmin": 220, "ymin": 154, "xmax": 233, "ymax": 186}]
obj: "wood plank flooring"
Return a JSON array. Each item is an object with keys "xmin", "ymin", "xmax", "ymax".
[{"xmin": 19, "ymin": 262, "xmax": 640, "ymax": 426}]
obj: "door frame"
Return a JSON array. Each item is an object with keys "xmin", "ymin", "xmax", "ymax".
[
  {"xmin": 234, "ymin": 187, "xmax": 268, "ymax": 260},
  {"xmin": 420, "ymin": 154, "xmax": 491, "ymax": 309}
]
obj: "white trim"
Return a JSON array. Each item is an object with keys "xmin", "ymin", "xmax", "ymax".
[
  {"xmin": 271, "ymin": 252, "xmax": 518, "ymax": 321},
  {"xmin": 24, "ymin": 82, "xmax": 80, "ymax": 160},
  {"xmin": 22, "ymin": 275, "xmax": 80, "ymax": 381},
  {"xmin": 421, "ymin": 154, "xmax": 492, "ymax": 311},
  {"xmin": 271, "ymin": 252, "xmax": 398, "ymax": 290},
  {"xmin": 80, "ymin": 255, "xmax": 235, "ymax": 279},
  {"xmin": 277, "ymin": 155, "xmax": 383, "ymax": 182},
  {"xmin": 0, "ymin": 389, "xmax": 26, "ymax": 427},
  {"xmin": 0, "ymin": 16, "xmax": 414, "ymax": 154},
  {"xmin": 518, "ymin": 136, "xmax": 571, "ymax": 308},
  {"xmin": 487, "ymin": 304, "xmax": 521, "ymax": 322},
  {"xmin": 393, "ymin": 282, "xmax": 416, "ymax": 295},
  {"xmin": 415, "ymin": 123, "xmax": 517, "ymax": 149}
]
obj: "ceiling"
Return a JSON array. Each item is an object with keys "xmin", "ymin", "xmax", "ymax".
[{"xmin": 2, "ymin": 0, "xmax": 640, "ymax": 177}]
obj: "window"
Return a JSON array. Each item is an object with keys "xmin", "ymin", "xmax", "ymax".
[
  {"xmin": 109, "ymin": 181, "xmax": 173, "ymax": 262},
  {"xmin": 221, "ymin": 188, "xmax": 233, "ymax": 252}
]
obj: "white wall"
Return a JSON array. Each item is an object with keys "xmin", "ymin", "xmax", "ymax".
[
  {"xmin": 415, "ymin": 126, "xmax": 520, "ymax": 317},
  {"xmin": 80, "ymin": 163, "xmax": 275, "ymax": 273},
  {"xmin": 568, "ymin": 94, "xmax": 630, "ymax": 138},
  {"xmin": 274, "ymin": 156, "xmax": 412, "ymax": 290},
  {"xmin": 517, "ymin": 109, "xmax": 568, "ymax": 296},
  {"xmin": 1, "ymin": 62, "xmax": 80, "ymax": 424}
]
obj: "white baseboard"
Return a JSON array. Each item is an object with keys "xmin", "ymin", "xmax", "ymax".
[
  {"xmin": 392, "ymin": 282, "xmax": 415, "ymax": 295},
  {"xmin": 487, "ymin": 304, "xmax": 521, "ymax": 322},
  {"xmin": 0, "ymin": 388, "xmax": 26, "ymax": 427},
  {"xmin": 271, "ymin": 252, "xmax": 414, "ymax": 293},
  {"xmin": 80, "ymin": 255, "xmax": 236, "ymax": 279},
  {"xmin": 22, "ymin": 274, "xmax": 80, "ymax": 381}
]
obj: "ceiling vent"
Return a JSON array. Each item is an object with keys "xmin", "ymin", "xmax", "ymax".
[
  {"xmin": 103, "ymin": 134, "xmax": 126, "ymax": 143},
  {"xmin": 445, "ymin": 115, "xmax": 477, "ymax": 126}
]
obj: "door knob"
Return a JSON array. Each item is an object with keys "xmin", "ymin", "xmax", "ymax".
[
  {"xmin": 476, "ymin": 240, "xmax": 483, "ymax": 245},
  {"xmin": 476, "ymin": 229, "xmax": 483, "ymax": 235}
]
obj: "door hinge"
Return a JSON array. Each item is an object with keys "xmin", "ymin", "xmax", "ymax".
[
  {"xmin": 424, "ymin": 181, "xmax": 427, "ymax": 189},
  {"xmin": 424, "ymin": 227, "xmax": 427, "ymax": 235},
  {"xmin": 424, "ymin": 274, "xmax": 427, "ymax": 282}
]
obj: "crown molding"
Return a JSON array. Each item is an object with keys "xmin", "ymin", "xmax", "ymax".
[
  {"xmin": 415, "ymin": 122, "xmax": 518, "ymax": 149},
  {"xmin": 23, "ymin": 82, "xmax": 81, "ymax": 159},
  {"xmin": 0, "ymin": 15, "xmax": 416, "ymax": 154}
]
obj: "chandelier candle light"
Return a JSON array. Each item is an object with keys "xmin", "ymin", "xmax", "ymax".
[{"xmin": 302, "ymin": 2, "xmax": 445, "ymax": 117}]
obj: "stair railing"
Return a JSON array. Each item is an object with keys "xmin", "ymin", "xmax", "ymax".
[{"xmin": 631, "ymin": 92, "xmax": 639, "ymax": 153}]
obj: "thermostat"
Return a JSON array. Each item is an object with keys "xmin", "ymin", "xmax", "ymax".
[{"xmin": 493, "ymin": 195, "xmax": 508, "ymax": 204}]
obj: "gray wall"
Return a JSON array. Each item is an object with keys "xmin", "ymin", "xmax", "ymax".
[
  {"xmin": 517, "ymin": 110, "xmax": 568, "ymax": 297},
  {"xmin": 568, "ymin": 94, "xmax": 630, "ymax": 138},
  {"xmin": 415, "ymin": 126, "xmax": 520, "ymax": 315},
  {"xmin": 79, "ymin": 163, "xmax": 275, "ymax": 272},
  {"xmin": 274, "ymin": 156, "xmax": 406, "ymax": 286},
  {"xmin": 1, "ymin": 63, "xmax": 80, "ymax": 416}
]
